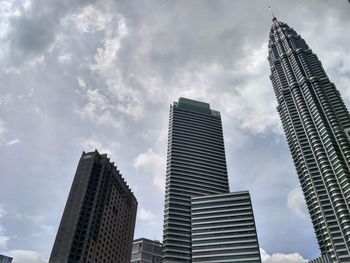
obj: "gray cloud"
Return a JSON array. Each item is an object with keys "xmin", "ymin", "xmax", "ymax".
[{"xmin": 6, "ymin": 0, "xmax": 97, "ymax": 54}]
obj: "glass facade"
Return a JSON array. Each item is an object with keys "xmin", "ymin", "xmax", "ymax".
[
  {"xmin": 162, "ymin": 98, "xmax": 261, "ymax": 262},
  {"xmin": 162, "ymin": 98, "xmax": 230, "ymax": 262},
  {"xmin": 191, "ymin": 192, "xmax": 261, "ymax": 263},
  {"xmin": 131, "ymin": 238, "xmax": 162, "ymax": 263},
  {"xmin": 268, "ymin": 17, "xmax": 350, "ymax": 262}
]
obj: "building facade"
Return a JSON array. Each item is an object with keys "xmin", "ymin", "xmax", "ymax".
[
  {"xmin": 308, "ymin": 254, "xmax": 332, "ymax": 263},
  {"xmin": 0, "ymin": 254, "xmax": 13, "ymax": 263},
  {"xmin": 49, "ymin": 150, "xmax": 138, "ymax": 263},
  {"xmin": 268, "ymin": 17, "xmax": 350, "ymax": 262},
  {"xmin": 162, "ymin": 98, "xmax": 261, "ymax": 262},
  {"xmin": 162, "ymin": 98, "xmax": 230, "ymax": 262},
  {"xmin": 191, "ymin": 192, "xmax": 261, "ymax": 263},
  {"xmin": 131, "ymin": 238, "xmax": 162, "ymax": 263}
]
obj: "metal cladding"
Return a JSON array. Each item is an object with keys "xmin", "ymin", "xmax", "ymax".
[
  {"xmin": 308, "ymin": 254, "xmax": 332, "ymax": 263},
  {"xmin": 162, "ymin": 98, "xmax": 230, "ymax": 262},
  {"xmin": 268, "ymin": 18, "xmax": 350, "ymax": 261},
  {"xmin": 49, "ymin": 150, "xmax": 138, "ymax": 263},
  {"xmin": 0, "ymin": 254, "xmax": 13, "ymax": 263},
  {"xmin": 191, "ymin": 192, "xmax": 261, "ymax": 263},
  {"xmin": 131, "ymin": 238, "xmax": 162, "ymax": 263}
]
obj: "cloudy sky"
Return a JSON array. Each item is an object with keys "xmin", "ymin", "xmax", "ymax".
[{"xmin": 0, "ymin": 0, "xmax": 350, "ymax": 262}]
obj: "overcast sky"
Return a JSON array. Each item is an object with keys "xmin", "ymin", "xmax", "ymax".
[{"xmin": 0, "ymin": 0, "xmax": 350, "ymax": 262}]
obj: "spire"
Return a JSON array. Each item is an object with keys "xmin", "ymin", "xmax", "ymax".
[{"xmin": 269, "ymin": 5, "xmax": 277, "ymax": 21}]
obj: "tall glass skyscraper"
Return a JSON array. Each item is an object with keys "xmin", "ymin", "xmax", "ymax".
[
  {"xmin": 162, "ymin": 98, "xmax": 230, "ymax": 262},
  {"xmin": 268, "ymin": 17, "xmax": 350, "ymax": 262},
  {"xmin": 162, "ymin": 98, "xmax": 261, "ymax": 262}
]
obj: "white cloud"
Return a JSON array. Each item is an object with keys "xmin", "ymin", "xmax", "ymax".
[
  {"xmin": 134, "ymin": 149, "xmax": 166, "ymax": 192},
  {"xmin": 4, "ymin": 250, "xmax": 47, "ymax": 263},
  {"xmin": 0, "ymin": 204, "xmax": 6, "ymax": 218},
  {"xmin": 79, "ymin": 89, "xmax": 121, "ymax": 128},
  {"xmin": 0, "ymin": 120, "xmax": 7, "ymax": 140},
  {"xmin": 77, "ymin": 77, "xmax": 86, "ymax": 89},
  {"xmin": 138, "ymin": 208, "xmax": 157, "ymax": 225},
  {"xmin": 0, "ymin": 205, "xmax": 10, "ymax": 249},
  {"xmin": 0, "ymin": 235, "xmax": 10, "ymax": 249},
  {"xmin": 287, "ymin": 188, "xmax": 309, "ymax": 218},
  {"xmin": 261, "ymin": 248, "xmax": 308, "ymax": 263},
  {"xmin": 6, "ymin": 139, "xmax": 20, "ymax": 146},
  {"xmin": 87, "ymin": 16, "xmax": 145, "ymax": 120},
  {"xmin": 0, "ymin": 120, "xmax": 20, "ymax": 147},
  {"xmin": 70, "ymin": 4, "xmax": 113, "ymax": 33},
  {"xmin": 57, "ymin": 53, "xmax": 72, "ymax": 64},
  {"xmin": 79, "ymin": 135, "xmax": 119, "ymax": 156}
]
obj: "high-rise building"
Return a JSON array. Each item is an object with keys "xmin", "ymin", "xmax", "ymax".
[
  {"xmin": 0, "ymin": 254, "xmax": 13, "ymax": 263},
  {"xmin": 191, "ymin": 192, "xmax": 261, "ymax": 263},
  {"xmin": 268, "ymin": 16, "xmax": 350, "ymax": 262},
  {"xmin": 49, "ymin": 150, "xmax": 138, "ymax": 263},
  {"xmin": 162, "ymin": 98, "xmax": 230, "ymax": 262},
  {"xmin": 131, "ymin": 238, "xmax": 162, "ymax": 263},
  {"xmin": 162, "ymin": 98, "xmax": 261, "ymax": 262},
  {"xmin": 309, "ymin": 254, "xmax": 332, "ymax": 263}
]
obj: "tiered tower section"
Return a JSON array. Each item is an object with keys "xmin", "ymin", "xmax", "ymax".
[
  {"xmin": 162, "ymin": 98, "xmax": 230, "ymax": 262},
  {"xmin": 268, "ymin": 17, "xmax": 350, "ymax": 262},
  {"xmin": 191, "ymin": 192, "xmax": 261, "ymax": 262}
]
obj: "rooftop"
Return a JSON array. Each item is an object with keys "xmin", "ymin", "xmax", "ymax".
[{"xmin": 174, "ymin": 97, "xmax": 220, "ymax": 117}]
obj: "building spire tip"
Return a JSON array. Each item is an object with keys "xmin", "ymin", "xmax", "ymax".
[{"xmin": 269, "ymin": 5, "xmax": 277, "ymax": 21}]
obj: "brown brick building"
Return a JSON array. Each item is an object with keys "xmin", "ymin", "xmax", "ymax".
[{"xmin": 49, "ymin": 150, "xmax": 138, "ymax": 263}]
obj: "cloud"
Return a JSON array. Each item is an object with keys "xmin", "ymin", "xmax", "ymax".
[
  {"xmin": 79, "ymin": 135, "xmax": 119, "ymax": 155},
  {"xmin": 134, "ymin": 149, "xmax": 166, "ymax": 192},
  {"xmin": 0, "ymin": 205, "xmax": 10, "ymax": 249},
  {"xmin": 0, "ymin": 120, "xmax": 20, "ymax": 147},
  {"xmin": 261, "ymin": 248, "xmax": 308, "ymax": 263},
  {"xmin": 287, "ymin": 188, "xmax": 309, "ymax": 218},
  {"xmin": 0, "ymin": 121, "xmax": 7, "ymax": 142},
  {"xmin": 4, "ymin": 250, "xmax": 47, "ymax": 263},
  {"xmin": 138, "ymin": 208, "xmax": 157, "ymax": 225},
  {"xmin": 0, "ymin": 235, "xmax": 10, "ymax": 249},
  {"xmin": 6, "ymin": 0, "xmax": 96, "ymax": 55},
  {"xmin": 0, "ymin": 205, "xmax": 7, "ymax": 218},
  {"xmin": 79, "ymin": 88, "xmax": 119, "ymax": 127},
  {"xmin": 6, "ymin": 139, "xmax": 20, "ymax": 146},
  {"xmin": 69, "ymin": 4, "xmax": 113, "ymax": 33},
  {"xmin": 87, "ymin": 16, "xmax": 145, "ymax": 120}
]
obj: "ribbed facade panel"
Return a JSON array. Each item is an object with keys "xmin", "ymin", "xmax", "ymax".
[
  {"xmin": 162, "ymin": 98, "xmax": 229, "ymax": 262},
  {"xmin": 191, "ymin": 192, "xmax": 261, "ymax": 263},
  {"xmin": 268, "ymin": 18, "xmax": 350, "ymax": 262},
  {"xmin": 0, "ymin": 255, "xmax": 13, "ymax": 263},
  {"xmin": 308, "ymin": 254, "xmax": 332, "ymax": 263},
  {"xmin": 131, "ymin": 238, "xmax": 162, "ymax": 263}
]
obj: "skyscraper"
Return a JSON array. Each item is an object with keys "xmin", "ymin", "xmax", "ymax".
[
  {"xmin": 131, "ymin": 238, "xmax": 162, "ymax": 263},
  {"xmin": 49, "ymin": 150, "xmax": 138, "ymax": 263},
  {"xmin": 162, "ymin": 98, "xmax": 261, "ymax": 262},
  {"xmin": 309, "ymin": 254, "xmax": 332, "ymax": 263},
  {"xmin": 162, "ymin": 98, "xmax": 230, "ymax": 262},
  {"xmin": 268, "ymin": 17, "xmax": 350, "ymax": 262},
  {"xmin": 0, "ymin": 254, "xmax": 13, "ymax": 263},
  {"xmin": 191, "ymin": 192, "xmax": 261, "ymax": 262}
]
